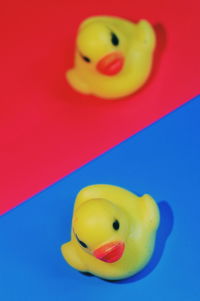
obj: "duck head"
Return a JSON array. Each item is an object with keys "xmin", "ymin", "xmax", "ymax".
[
  {"xmin": 76, "ymin": 22, "xmax": 128, "ymax": 76},
  {"xmin": 72, "ymin": 198, "xmax": 130, "ymax": 263}
]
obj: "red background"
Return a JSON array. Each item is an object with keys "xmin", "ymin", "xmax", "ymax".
[{"xmin": 0, "ymin": 0, "xmax": 199, "ymax": 214}]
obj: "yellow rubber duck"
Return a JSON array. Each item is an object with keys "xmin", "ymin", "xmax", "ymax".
[
  {"xmin": 66, "ymin": 16, "xmax": 156, "ymax": 99},
  {"xmin": 61, "ymin": 185, "xmax": 160, "ymax": 280}
]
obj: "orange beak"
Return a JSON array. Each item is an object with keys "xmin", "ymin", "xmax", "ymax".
[
  {"xmin": 96, "ymin": 52, "xmax": 124, "ymax": 76},
  {"xmin": 93, "ymin": 241, "xmax": 125, "ymax": 263}
]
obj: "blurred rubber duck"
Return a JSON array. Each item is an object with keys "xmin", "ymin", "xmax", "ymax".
[
  {"xmin": 61, "ymin": 185, "xmax": 160, "ymax": 280},
  {"xmin": 66, "ymin": 16, "xmax": 156, "ymax": 99}
]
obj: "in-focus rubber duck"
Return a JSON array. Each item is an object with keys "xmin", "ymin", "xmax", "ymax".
[
  {"xmin": 66, "ymin": 16, "xmax": 156, "ymax": 99},
  {"xmin": 61, "ymin": 184, "xmax": 160, "ymax": 280}
]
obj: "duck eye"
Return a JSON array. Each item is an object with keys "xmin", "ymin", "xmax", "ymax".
[
  {"xmin": 111, "ymin": 33, "xmax": 119, "ymax": 46},
  {"xmin": 113, "ymin": 219, "xmax": 120, "ymax": 230},
  {"xmin": 76, "ymin": 234, "xmax": 88, "ymax": 248},
  {"xmin": 81, "ymin": 54, "xmax": 91, "ymax": 63}
]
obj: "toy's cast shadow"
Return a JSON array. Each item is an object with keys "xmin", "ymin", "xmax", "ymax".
[
  {"xmin": 149, "ymin": 23, "xmax": 167, "ymax": 82},
  {"xmin": 81, "ymin": 201, "xmax": 174, "ymax": 284}
]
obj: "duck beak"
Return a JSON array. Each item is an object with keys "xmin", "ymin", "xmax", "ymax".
[
  {"xmin": 93, "ymin": 241, "xmax": 125, "ymax": 263},
  {"xmin": 96, "ymin": 52, "xmax": 124, "ymax": 76}
]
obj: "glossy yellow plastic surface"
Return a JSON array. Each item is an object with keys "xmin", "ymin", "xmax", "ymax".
[
  {"xmin": 61, "ymin": 185, "xmax": 160, "ymax": 280},
  {"xmin": 66, "ymin": 16, "xmax": 156, "ymax": 99}
]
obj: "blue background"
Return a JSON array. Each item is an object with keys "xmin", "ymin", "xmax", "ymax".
[{"xmin": 0, "ymin": 96, "xmax": 200, "ymax": 301}]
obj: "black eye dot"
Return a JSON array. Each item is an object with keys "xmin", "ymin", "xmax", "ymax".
[
  {"xmin": 76, "ymin": 234, "xmax": 88, "ymax": 248},
  {"xmin": 113, "ymin": 219, "xmax": 120, "ymax": 230},
  {"xmin": 111, "ymin": 32, "xmax": 119, "ymax": 46},
  {"xmin": 81, "ymin": 55, "xmax": 91, "ymax": 63},
  {"xmin": 79, "ymin": 240, "xmax": 88, "ymax": 248}
]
